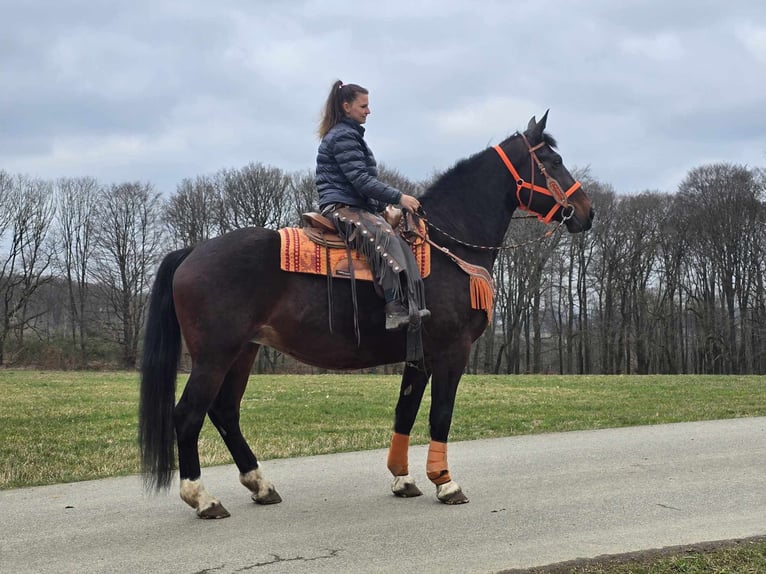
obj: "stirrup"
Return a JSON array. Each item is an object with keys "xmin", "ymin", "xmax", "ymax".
[
  {"xmin": 385, "ymin": 312, "xmax": 410, "ymax": 331},
  {"xmin": 385, "ymin": 301, "xmax": 407, "ymax": 331},
  {"xmin": 385, "ymin": 304, "xmax": 430, "ymax": 331}
]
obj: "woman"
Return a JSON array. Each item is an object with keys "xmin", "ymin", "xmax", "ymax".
[{"xmin": 315, "ymin": 80, "xmax": 429, "ymax": 333}]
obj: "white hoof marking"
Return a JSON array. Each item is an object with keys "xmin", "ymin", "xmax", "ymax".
[
  {"xmin": 391, "ymin": 474, "xmax": 417, "ymax": 495},
  {"xmin": 180, "ymin": 478, "xmax": 220, "ymax": 514},
  {"xmin": 436, "ymin": 480, "xmax": 461, "ymax": 501},
  {"xmin": 240, "ymin": 468, "xmax": 275, "ymax": 500}
]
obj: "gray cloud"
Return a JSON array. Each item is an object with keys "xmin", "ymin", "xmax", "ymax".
[{"xmin": 2, "ymin": 0, "xmax": 765, "ymax": 195}]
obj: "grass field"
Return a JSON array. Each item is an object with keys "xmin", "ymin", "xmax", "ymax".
[
  {"xmin": 1, "ymin": 370, "xmax": 764, "ymax": 573},
  {"xmin": 1, "ymin": 371, "xmax": 764, "ymax": 489}
]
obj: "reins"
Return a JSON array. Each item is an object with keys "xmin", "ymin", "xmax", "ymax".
[{"xmin": 417, "ymin": 210, "xmax": 566, "ymax": 252}]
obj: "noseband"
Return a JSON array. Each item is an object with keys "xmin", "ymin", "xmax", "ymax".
[{"xmin": 493, "ymin": 134, "xmax": 581, "ymax": 224}]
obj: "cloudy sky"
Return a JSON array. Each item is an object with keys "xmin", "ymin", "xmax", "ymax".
[{"xmin": 2, "ymin": 0, "xmax": 765, "ymax": 197}]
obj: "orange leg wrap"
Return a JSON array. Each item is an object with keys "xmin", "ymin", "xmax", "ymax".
[
  {"xmin": 387, "ymin": 432, "xmax": 410, "ymax": 476},
  {"xmin": 426, "ymin": 440, "xmax": 452, "ymax": 485}
]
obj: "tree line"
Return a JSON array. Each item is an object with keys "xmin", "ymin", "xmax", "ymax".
[{"xmin": 0, "ymin": 159, "xmax": 764, "ymax": 374}]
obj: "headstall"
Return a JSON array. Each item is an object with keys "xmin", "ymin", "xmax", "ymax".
[{"xmin": 492, "ymin": 133, "xmax": 580, "ymax": 224}]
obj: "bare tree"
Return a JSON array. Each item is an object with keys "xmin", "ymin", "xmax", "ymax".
[
  {"xmin": 749, "ymin": 167, "xmax": 766, "ymax": 372},
  {"xmin": 165, "ymin": 175, "xmax": 221, "ymax": 247},
  {"xmin": 91, "ymin": 182, "xmax": 166, "ymax": 368},
  {"xmin": 54, "ymin": 176, "xmax": 99, "ymax": 363},
  {"xmin": 678, "ymin": 163, "xmax": 763, "ymax": 373},
  {"xmin": 617, "ymin": 193, "xmax": 665, "ymax": 373},
  {"xmin": 218, "ymin": 163, "xmax": 292, "ymax": 231},
  {"xmin": 0, "ymin": 174, "xmax": 56, "ymax": 364},
  {"xmin": 0, "ymin": 170, "xmax": 15, "ymax": 364},
  {"xmin": 493, "ymin": 217, "xmax": 560, "ymax": 373},
  {"xmin": 561, "ymin": 168, "xmax": 601, "ymax": 374},
  {"xmin": 288, "ymin": 169, "xmax": 318, "ymax": 226},
  {"xmin": 652, "ymin": 194, "xmax": 691, "ymax": 373}
]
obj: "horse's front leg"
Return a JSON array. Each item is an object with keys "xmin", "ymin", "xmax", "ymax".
[
  {"xmin": 387, "ymin": 364, "xmax": 430, "ymax": 498},
  {"xmin": 427, "ymin": 348, "xmax": 470, "ymax": 505}
]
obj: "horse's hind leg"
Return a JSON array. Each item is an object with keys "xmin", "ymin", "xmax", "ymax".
[
  {"xmin": 175, "ymin": 363, "xmax": 231, "ymax": 518},
  {"xmin": 208, "ymin": 343, "xmax": 282, "ymax": 506},
  {"xmin": 387, "ymin": 364, "xmax": 430, "ymax": 498}
]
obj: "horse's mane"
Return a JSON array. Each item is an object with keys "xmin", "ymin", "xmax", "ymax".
[
  {"xmin": 421, "ymin": 131, "xmax": 558, "ymax": 201},
  {"xmin": 421, "ymin": 151, "xmax": 487, "ymax": 200}
]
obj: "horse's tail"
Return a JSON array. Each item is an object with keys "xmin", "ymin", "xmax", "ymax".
[{"xmin": 139, "ymin": 246, "xmax": 193, "ymax": 492}]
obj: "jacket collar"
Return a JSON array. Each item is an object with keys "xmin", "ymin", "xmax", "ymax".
[{"xmin": 340, "ymin": 116, "xmax": 365, "ymax": 136}]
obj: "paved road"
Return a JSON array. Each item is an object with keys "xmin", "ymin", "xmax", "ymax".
[{"xmin": 3, "ymin": 418, "xmax": 765, "ymax": 574}]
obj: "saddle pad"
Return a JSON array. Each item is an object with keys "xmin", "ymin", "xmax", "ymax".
[{"xmin": 279, "ymin": 227, "xmax": 430, "ymax": 281}]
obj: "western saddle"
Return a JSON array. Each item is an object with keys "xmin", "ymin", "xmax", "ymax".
[{"xmin": 300, "ymin": 206, "xmax": 404, "ymax": 248}]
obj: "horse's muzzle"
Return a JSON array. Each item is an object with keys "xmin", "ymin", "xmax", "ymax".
[{"xmin": 567, "ymin": 206, "xmax": 594, "ymax": 233}]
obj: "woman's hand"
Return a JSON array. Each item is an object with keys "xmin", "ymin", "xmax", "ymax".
[{"xmin": 399, "ymin": 194, "xmax": 421, "ymax": 213}]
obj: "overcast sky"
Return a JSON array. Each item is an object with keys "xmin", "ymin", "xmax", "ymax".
[{"xmin": 2, "ymin": 0, "xmax": 765, "ymax": 197}]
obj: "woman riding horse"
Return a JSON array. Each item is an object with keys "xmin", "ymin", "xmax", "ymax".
[{"xmin": 315, "ymin": 80, "xmax": 430, "ymax": 332}]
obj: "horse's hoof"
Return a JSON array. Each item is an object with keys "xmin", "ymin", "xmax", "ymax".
[
  {"xmin": 395, "ymin": 483, "xmax": 424, "ymax": 498},
  {"xmin": 441, "ymin": 490, "xmax": 469, "ymax": 505},
  {"xmin": 391, "ymin": 475, "xmax": 423, "ymax": 498},
  {"xmin": 197, "ymin": 502, "xmax": 231, "ymax": 519},
  {"xmin": 436, "ymin": 480, "xmax": 469, "ymax": 505},
  {"xmin": 253, "ymin": 487, "xmax": 282, "ymax": 505}
]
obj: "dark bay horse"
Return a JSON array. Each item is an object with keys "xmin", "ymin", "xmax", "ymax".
[{"xmin": 139, "ymin": 112, "xmax": 594, "ymax": 518}]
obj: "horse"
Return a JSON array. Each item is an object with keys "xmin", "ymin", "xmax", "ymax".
[{"xmin": 139, "ymin": 111, "xmax": 594, "ymax": 518}]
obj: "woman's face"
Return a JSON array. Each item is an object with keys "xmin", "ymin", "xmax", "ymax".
[{"xmin": 343, "ymin": 93, "xmax": 370, "ymax": 124}]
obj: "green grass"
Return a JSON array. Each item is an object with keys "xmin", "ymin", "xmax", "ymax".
[
  {"xmin": 0, "ymin": 371, "xmax": 764, "ymax": 489},
  {"xmin": 513, "ymin": 537, "xmax": 766, "ymax": 574}
]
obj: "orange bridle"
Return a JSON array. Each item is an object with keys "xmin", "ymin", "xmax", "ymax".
[{"xmin": 493, "ymin": 134, "xmax": 581, "ymax": 224}]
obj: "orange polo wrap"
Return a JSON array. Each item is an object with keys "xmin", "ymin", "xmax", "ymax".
[
  {"xmin": 426, "ymin": 440, "xmax": 452, "ymax": 485},
  {"xmin": 387, "ymin": 432, "xmax": 410, "ymax": 476}
]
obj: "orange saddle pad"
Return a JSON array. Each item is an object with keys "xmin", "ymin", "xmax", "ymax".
[{"xmin": 278, "ymin": 227, "xmax": 430, "ymax": 281}]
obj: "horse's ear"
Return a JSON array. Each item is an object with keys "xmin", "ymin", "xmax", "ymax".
[
  {"xmin": 525, "ymin": 110, "xmax": 549, "ymax": 142},
  {"xmin": 538, "ymin": 109, "xmax": 549, "ymax": 131}
]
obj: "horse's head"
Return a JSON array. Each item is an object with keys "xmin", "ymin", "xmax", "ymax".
[{"xmin": 495, "ymin": 111, "xmax": 594, "ymax": 233}]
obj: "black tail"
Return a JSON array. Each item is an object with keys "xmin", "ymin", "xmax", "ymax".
[{"xmin": 138, "ymin": 247, "xmax": 193, "ymax": 491}]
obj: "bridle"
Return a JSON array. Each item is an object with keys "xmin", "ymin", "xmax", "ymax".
[
  {"xmin": 417, "ymin": 132, "xmax": 583, "ymax": 252},
  {"xmin": 492, "ymin": 133, "xmax": 581, "ymax": 224}
]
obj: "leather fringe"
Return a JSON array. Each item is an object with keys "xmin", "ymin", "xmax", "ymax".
[{"xmin": 470, "ymin": 275, "xmax": 494, "ymax": 321}]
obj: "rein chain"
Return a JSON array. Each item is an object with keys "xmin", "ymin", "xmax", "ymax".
[{"xmin": 418, "ymin": 212, "xmax": 566, "ymax": 252}]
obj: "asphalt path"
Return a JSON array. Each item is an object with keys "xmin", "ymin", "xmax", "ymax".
[{"xmin": 3, "ymin": 417, "xmax": 765, "ymax": 574}]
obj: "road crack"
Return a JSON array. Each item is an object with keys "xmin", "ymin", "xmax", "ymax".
[{"xmin": 236, "ymin": 548, "xmax": 342, "ymax": 570}]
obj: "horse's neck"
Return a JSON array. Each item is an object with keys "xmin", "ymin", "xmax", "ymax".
[{"xmin": 421, "ymin": 148, "xmax": 516, "ymax": 268}]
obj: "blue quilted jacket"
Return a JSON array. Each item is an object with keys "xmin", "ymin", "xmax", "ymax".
[{"xmin": 316, "ymin": 117, "xmax": 402, "ymax": 212}]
